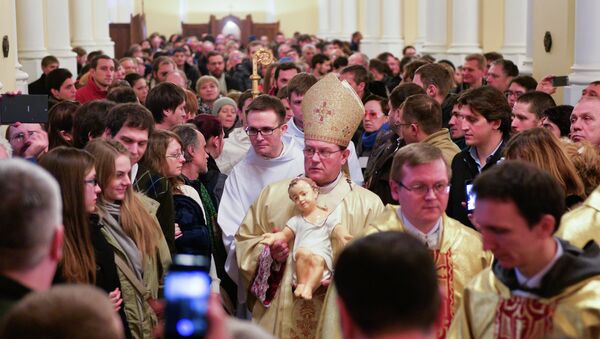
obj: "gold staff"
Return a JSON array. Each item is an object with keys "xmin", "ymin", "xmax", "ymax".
[{"xmin": 250, "ymin": 48, "xmax": 274, "ymax": 98}]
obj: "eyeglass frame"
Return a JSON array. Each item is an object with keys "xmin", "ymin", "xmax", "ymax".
[
  {"xmin": 303, "ymin": 147, "xmax": 344, "ymax": 159},
  {"xmin": 166, "ymin": 152, "xmax": 185, "ymax": 160},
  {"xmin": 84, "ymin": 178, "xmax": 98, "ymax": 186},
  {"xmin": 245, "ymin": 124, "xmax": 283, "ymax": 136},
  {"xmin": 9, "ymin": 130, "xmax": 38, "ymax": 142},
  {"xmin": 396, "ymin": 181, "xmax": 450, "ymax": 196}
]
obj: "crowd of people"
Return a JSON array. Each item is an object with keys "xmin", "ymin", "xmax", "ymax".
[{"xmin": 1, "ymin": 29, "xmax": 600, "ymax": 338}]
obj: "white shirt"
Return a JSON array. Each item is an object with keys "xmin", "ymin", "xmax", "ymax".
[
  {"xmin": 215, "ymin": 127, "xmax": 251, "ymax": 175},
  {"xmin": 284, "ymin": 117, "xmax": 365, "ymax": 186},
  {"xmin": 397, "ymin": 207, "xmax": 442, "ymax": 250}
]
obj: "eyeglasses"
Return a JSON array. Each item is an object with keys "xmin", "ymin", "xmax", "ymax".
[
  {"xmin": 397, "ymin": 182, "xmax": 450, "ymax": 196},
  {"xmin": 84, "ymin": 178, "xmax": 98, "ymax": 186},
  {"xmin": 504, "ymin": 90, "xmax": 525, "ymax": 98},
  {"xmin": 364, "ymin": 111, "xmax": 384, "ymax": 119},
  {"xmin": 166, "ymin": 152, "xmax": 185, "ymax": 160},
  {"xmin": 10, "ymin": 130, "xmax": 38, "ymax": 142},
  {"xmin": 245, "ymin": 125, "xmax": 281, "ymax": 136},
  {"xmin": 303, "ymin": 148, "xmax": 343, "ymax": 159}
]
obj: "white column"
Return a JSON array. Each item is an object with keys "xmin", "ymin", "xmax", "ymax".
[
  {"xmin": 108, "ymin": 0, "xmax": 134, "ymax": 23},
  {"xmin": 16, "ymin": 0, "xmax": 47, "ymax": 83},
  {"xmin": 329, "ymin": 0, "xmax": 343, "ymax": 39},
  {"xmin": 521, "ymin": 0, "xmax": 534, "ymax": 75},
  {"xmin": 70, "ymin": 0, "xmax": 97, "ymax": 53},
  {"xmin": 361, "ymin": 0, "xmax": 381, "ymax": 58},
  {"xmin": 317, "ymin": 0, "xmax": 331, "ymax": 39},
  {"xmin": 342, "ymin": 0, "xmax": 358, "ymax": 41},
  {"xmin": 413, "ymin": 0, "xmax": 427, "ymax": 53},
  {"xmin": 93, "ymin": 0, "xmax": 115, "ymax": 57},
  {"xmin": 379, "ymin": 0, "xmax": 404, "ymax": 57},
  {"xmin": 565, "ymin": 0, "xmax": 600, "ymax": 104},
  {"xmin": 421, "ymin": 0, "xmax": 447, "ymax": 59},
  {"xmin": 0, "ymin": 0, "xmax": 29, "ymax": 92},
  {"xmin": 500, "ymin": 0, "xmax": 527, "ymax": 69},
  {"xmin": 265, "ymin": 0, "xmax": 276, "ymax": 23},
  {"xmin": 45, "ymin": 0, "xmax": 77, "ymax": 75},
  {"xmin": 447, "ymin": 0, "xmax": 481, "ymax": 66}
]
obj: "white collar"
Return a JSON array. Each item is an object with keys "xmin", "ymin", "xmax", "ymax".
[
  {"xmin": 397, "ymin": 207, "xmax": 442, "ymax": 250},
  {"xmin": 318, "ymin": 173, "xmax": 343, "ymax": 194}
]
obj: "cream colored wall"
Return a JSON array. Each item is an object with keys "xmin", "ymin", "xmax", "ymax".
[
  {"xmin": 403, "ymin": 0, "xmax": 417, "ymax": 46},
  {"xmin": 141, "ymin": 0, "xmax": 317, "ymax": 38},
  {"xmin": 532, "ymin": 0, "xmax": 575, "ymax": 104},
  {"xmin": 0, "ymin": 0, "xmax": 18, "ymax": 91},
  {"xmin": 481, "ymin": 0, "xmax": 504, "ymax": 52}
]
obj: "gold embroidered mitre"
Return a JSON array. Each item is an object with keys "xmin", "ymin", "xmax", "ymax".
[{"xmin": 301, "ymin": 73, "xmax": 364, "ymax": 147}]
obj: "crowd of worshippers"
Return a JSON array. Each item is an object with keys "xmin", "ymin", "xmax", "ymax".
[{"xmin": 2, "ymin": 30, "xmax": 600, "ymax": 339}]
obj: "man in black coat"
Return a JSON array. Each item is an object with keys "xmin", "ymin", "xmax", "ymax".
[{"xmin": 28, "ymin": 55, "xmax": 59, "ymax": 95}]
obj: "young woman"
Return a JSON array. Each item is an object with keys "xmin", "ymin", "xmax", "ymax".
[
  {"xmin": 39, "ymin": 146, "xmax": 131, "ymax": 337},
  {"xmin": 212, "ymin": 96, "xmax": 238, "ymax": 137},
  {"xmin": 357, "ymin": 95, "xmax": 390, "ymax": 158},
  {"xmin": 144, "ymin": 130, "xmax": 220, "ymax": 291},
  {"xmin": 125, "ymin": 73, "xmax": 149, "ymax": 105},
  {"xmin": 85, "ymin": 139, "xmax": 171, "ymax": 339},
  {"xmin": 47, "ymin": 101, "xmax": 79, "ymax": 149}
]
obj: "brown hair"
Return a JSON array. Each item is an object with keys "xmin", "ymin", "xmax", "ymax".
[
  {"xmin": 390, "ymin": 143, "xmax": 450, "ymax": 183},
  {"xmin": 47, "ymin": 101, "xmax": 80, "ymax": 149},
  {"xmin": 288, "ymin": 176, "xmax": 319, "ymax": 199},
  {"xmin": 464, "ymin": 53, "xmax": 486, "ymax": 70},
  {"xmin": 414, "ymin": 63, "xmax": 453, "ymax": 97},
  {"xmin": 399, "ymin": 94, "xmax": 442, "ymax": 134},
  {"xmin": 183, "ymin": 89, "xmax": 199, "ymax": 119},
  {"xmin": 561, "ymin": 139, "xmax": 600, "ymax": 197},
  {"xmin": 389, "ymin": 83, "xmax": 426, "ymax": 110},
  {"xmin": 457, "ymin": 86, "xmax": 512, "ymax": 137},
  {"xmin": 0, "ymin": 285, "xmax": 124, "ymax": 339},
  {"xmin": 143, "ymin": 130, "xmax": 184, "ymax": 192},
  {"xmin": 286, "ymin": 73, "xmax": 318, "ymax": 99},
  {"xmin": 85, "ymin": 139, "xmax": 162, "ymax": 258},
  {"xmin": 504, "ymin": 128, "xmax": 585, "ymax": 198},
  {"xmin": 39, "ymin": 147, "xmax": 97, "ymax": 284}
]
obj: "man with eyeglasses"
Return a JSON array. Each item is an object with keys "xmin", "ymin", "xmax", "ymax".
[
  {"xmin": 6, "ymin": 123, "xmax": 48, "ymax": 160},
  {"xmin": 364, "ymin": 143, "xmax": 491, "ymax": 338},
  {"xmin": 234, "ymin": 74, "xmax": 384, "ymax": 338},
  {"xmin": 218, "ymin": 95, "xmax": 304, "ymax": 316}
]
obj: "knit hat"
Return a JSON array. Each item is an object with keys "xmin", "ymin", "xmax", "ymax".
[
  {"xmin": 212, "ymin": 96, "xmax": 238, "ymax": 116},
  {"xmin": 301, "ymin": 73, "xmax": 364, "ymax": 147}
]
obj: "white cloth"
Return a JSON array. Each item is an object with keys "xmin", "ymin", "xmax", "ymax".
[
  {"xmin": 218, "ymin": 137, "xmax": 305, "ymax": 289},
  {"xmin": 287, "ymin": 205, "xmax": 341, "ymax": 278},
  {"xmin": 215, "ymin": 127, "xmax": 251, "ymax": 175},
  {"xmin": 397, "ymin": 207, "xmax": 442, "ymax": 250},
  {"xmin": 283, "ymin": 117, "xmax": 364, "ymax": 186}
]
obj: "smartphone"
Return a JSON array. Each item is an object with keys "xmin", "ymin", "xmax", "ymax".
[
  {"xmin": 0, "ymin": 95, "xmax": 48, "ymax": 124},
  {"xmin": 465, "ymin": 181, "xmax": 476, "ymax": 213},
  {"xmin": 552, "ymin": 76, "xmax": 569, "ymax": 87},
  {"xmin": 165, "ymin": 254, "xmax": 211, "ymax": 339}
]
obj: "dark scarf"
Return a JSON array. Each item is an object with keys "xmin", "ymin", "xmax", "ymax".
[
  {"xmin": 493, "ymin": 239, "xmax": 600, "ymax": 298},
  {"xmin": 361, "ymin": 123, "xmax": 390, "ymax": 150}
]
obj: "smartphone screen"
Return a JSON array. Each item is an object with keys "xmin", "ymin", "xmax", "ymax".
[
  {"xmin": 0, "ymin": 95, "xmax": 48, "ymax": 124},
  {"xmin": 552, "ymin": 76, "xmax": 569, "ymax": 87},
  {"xmin": 165, "ymin": 259, "xmax": 211, "ymax": 338},
  {"xmin": 465, "ymin": 182, "xmax": 476, "ymax": 212}
]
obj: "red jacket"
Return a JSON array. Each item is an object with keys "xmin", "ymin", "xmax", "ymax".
[{"xmin": 76, "ymin": 78, "xmax": 107, "ymax": 104}]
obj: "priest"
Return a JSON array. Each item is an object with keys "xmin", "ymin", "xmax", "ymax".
[
  {"xmin": 234, "ymin": 74, "xmax": 384, "ymax": 338},
  {"xmin": 319, "ymin": 143, "xmax": 492, "ymax": 338},
  {"xmin": 448, "ymin": 161, "xmax": 600, "ymax": 338},
  {"xmin": 556, "ymin": 185, "xmax": 600, "ymax": 248}
]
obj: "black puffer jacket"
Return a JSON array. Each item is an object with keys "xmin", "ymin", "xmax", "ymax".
[{"xmin": 173, "ymin": 194, "xmax": 211, "ymax": 257}]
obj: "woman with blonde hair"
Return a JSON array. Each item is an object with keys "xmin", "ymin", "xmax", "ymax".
[
  {"xmin": 504, "ymin": 128, "xmax": 586, "ymax": 208},
  {"xmin": 85, "ymin": 139, "xmax": 170, "ymax": 339},
  {"xmin": 561, "ymin": 139, "xmax": 600, "ymax": 197},
  {"xmin": 195, "ymin": 75, "xmax": 221, "ymax": 114}
]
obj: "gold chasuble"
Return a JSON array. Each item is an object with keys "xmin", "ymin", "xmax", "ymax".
[
  {"xmin": 316, "ymin": 204, "xmax": 492, "ymax": 339},
  {"xmin": 235, "ymin": 176, "xmax": 384, "ymax": 338},
  {"xmin": 557, "ymin": 185, "xmax": 600, "ymax": 248},
  {"xmin": 448, "ymin": 240, "xmax": 600, "ymax": 339}
]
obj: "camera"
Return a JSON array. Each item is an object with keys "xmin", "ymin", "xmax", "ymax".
[{"xmin": 465, "ymin": 181, "xmax": 476, "ymax": 213}]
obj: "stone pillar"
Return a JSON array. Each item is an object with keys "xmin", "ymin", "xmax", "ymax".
[
  {"xmin": 421, "ymin": 0, "xmax": 447, "ymax": 60},
  {"xmin": 521, "ymin": 0, "xmax": 534, "ymax": 75},
  {"xmin": 342, "ymin": 0, "xmax": 358, "ymax": 41},
  {"xmin": 447, "ymin": 0, "xmax": 482, "ymax": 66},
  {"xmin": 69, "ymin": 0, "xmax": 97, "ymax": 53},
  {"xmin": 329, "ymin": 0, "xmax": 343, "ymax": 39},
  {"xmin": 379, "ymin": 0, "xmax": 404, "ymax": 56},
  {"xmin": 361, "ymin": 0, "xmax": 381, "ymax": 58},
  {"xmin": 45, "ymin": 0, "xmax": 78, "ymax": 76},
  {"xmin": 0, "ymin": 0, "xmax": 28, "ymax": 92},
  {"xmin": 500, "ymin": 0, "xmax": 527, "ymax": 69},
  {"xmin": 92, "ymin": 0, "xmax": 115, "ymax": 57},
  {"xmin": 565, "ymin": 0, "xmax": 600, "ymax": 104},
  {"xmin": 317, "ymin": 0, "xmax": 331, "ymax": 39},
  {"xmin": 413, "ymin": 0, "xmax": 427, "ymax": 53},
  {"xmin": 16, "ymin": 0, "xmax": 47, "ymax": 83}
]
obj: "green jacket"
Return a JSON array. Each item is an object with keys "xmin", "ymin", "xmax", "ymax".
[{"xmin": 100, "ymin": 194, "xmax": 171, "ymax": 339}]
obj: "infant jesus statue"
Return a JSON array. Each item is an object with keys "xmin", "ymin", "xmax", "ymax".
[{"xmin": 260, "ymin": 176, "xmax": 353, "ymax": 300}]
